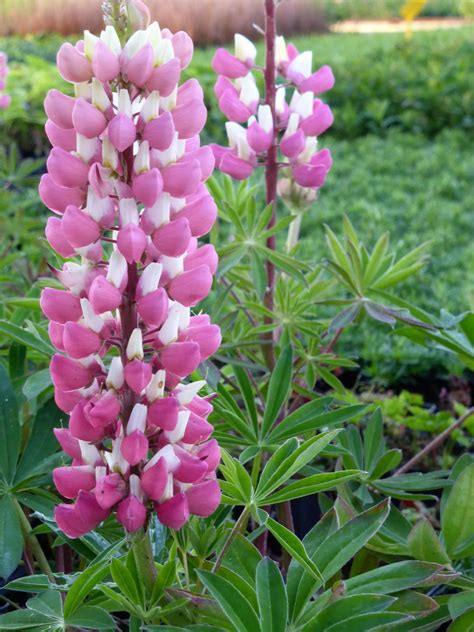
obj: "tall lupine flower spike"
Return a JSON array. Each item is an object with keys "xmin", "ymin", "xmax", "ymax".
[
  {"xmin": 0, "ymin": 53, "xmax": 11, "ymax": 109},
  {"xmin": 41, "ymin": 13, "xmax": 221, "ymax": 538},
  {"xmin": 211, "ymin": 35, "xmax": 335, "ymax": 194}
]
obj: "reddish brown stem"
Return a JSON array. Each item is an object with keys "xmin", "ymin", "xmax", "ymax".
[
  {"xmin": 394, "ymin": 407, "xmax": 474, "ymax": 476},
  {"xmin": 262, "ymin": 0, "xmax": 278, "ymax": 371}
]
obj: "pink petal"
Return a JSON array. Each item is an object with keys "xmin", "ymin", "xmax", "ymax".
[
  {"xmin": 44, "ymin": 90, "xmax": 75, "ymax": 129},
  {"xmin": 168, "ymin": 265, "xmax": 213, "ymax": 307},
  {"xmin": 121, "ymin": 430, "xmax": 149, "ymax": 466},
  {"xmin": 39, "ymin": 174, "xmax": 85, "ymax": 214},
  {"xmin": 72, "ymin": 98, "xmax": 107, "ymax": 139},
  {"xmin": 108, "ymin": 113, "xmax": 137, "ymax": 152},
  {"xmin": 156, "ymin": 492, "xmax": 189, "ymax": 529},
  {"xmin": 153, "ymin": 217, "xmax": 191, "ymax": 257},
  {"xmin": 146, "ymin": 57, "xmax": 181, "ymax": 96},
  {"xmin": 45, "ymin": 120, "xmax": 76, "ymax": 152},
  {"xmin": 147, "ymin": 397, "xmax": 179, "ymax": 431},
  {"xmin": 40, "ymin": 288, "xmax": 82, "ymax": 324},
  {"xmin": 159, "ymin": 341, "xmax": 201, "ymax": 377},
  {"xmin": 47, "ymin": 148, "xmax": 89, "ymax": 188},
  {"xmin": 92, "ymin": 40, "xmax": 120, "ymax": 83},
  {"xmin": 53, "ymin": 465, "xmax": 95, "ymax": 499},
  {"xmin": 50, "ymin": 354, "xmax": 92, "ymax": 392},
  {"xmin": 186, "ymin": 479, "xmax": 221, "ymax": 517},
  {"xmin": 141, "ymin": 458, "xmax": 168, "ymax": 500},
  {"xmin": 162, "ymin": 159, "xmax": 201, "ymax": 198},
  {"xmin": 63, "ymin": 322, "xmax": 101, "ymax": 359},
  {"xmin": 142, "ymin": 111, "xmax": 175, "ymax": 150},
  {"xmin": 57, "ymin": 43, "xmax": 93, "ymax": 83},
  {"xmin": 117, "ymin": 495, "xmax": 147, "ymax": 532},
  {"xmin": 62, "ymin": 205, "xmax": 100, "ymax": 247},
  {"xmin": 212, "ymin": 48, "xmax": 249, "ymax": 79},
  {"xmin": 132, "ymin": 168, "xmax": 163, "ymax": 208}
]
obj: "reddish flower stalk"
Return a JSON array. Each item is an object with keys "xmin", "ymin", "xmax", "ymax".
[
  {"xmin": 210, "ymin": 0, "xmax": 335, "ymax": 369},
  {"xmin": 40, "ymin": 9, "xmax": 222, "ymax": 542},
  {"xmin": 0, "ymin": 52, "xmax": 11, "ymax": 109},
  {"xmin": 263, "ymin": 0, "xmax": 278, "ymax": 369}
]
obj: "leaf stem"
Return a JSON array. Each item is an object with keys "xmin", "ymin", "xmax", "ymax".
[
  {"xmin": 14, "ymin": 500, "xmax": 54, "ymax": 582},
  {"xmin": 212, "ymin": 507, "xmax": 250, "ymax": 574},
  {"xmin": 394, "ymin": 407, "xmax": 474, "ymax": 475},
  {"xmin": 131, "ymin": 528, "xmax": 157, "ymax": 600}
]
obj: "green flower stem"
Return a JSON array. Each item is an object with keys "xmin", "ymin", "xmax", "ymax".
[
  {"xmin": 131, "ymin": 528, "xmax": 157, "ymax": 600},
  {"xmin": 212, "ymin": 507, "xmax": 250, "ymax": 574},
  {"xmin": 14, "ymin": 499, "xmax": 54, "ymax": 582}
]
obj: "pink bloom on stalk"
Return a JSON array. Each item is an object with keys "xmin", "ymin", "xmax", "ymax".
[
  {"xmin": 0, "ymin": 53, "xmax": 11, "ymax": 109},
  {"xmin": 42, "ymin": 20, "xmax": 222, "ymax": 538},
  {"xmin": 212, "ymin": 34, "xmax": 257, "ymax": 79},
  {"xmin": 212, "ymin": 34, "xmax": 335, "ymax": 191}
]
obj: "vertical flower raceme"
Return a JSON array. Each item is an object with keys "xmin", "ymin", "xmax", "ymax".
[
  {"xmin": 210, "ymin": 35, "xmax": 334, "ymax": 195},
  {"xmin": 41, "ymin": 20, "xmax": 221, "ymax": 537},
  {"xmin": 0, "ymin": 53, "xmax": 11, "ymax": 109}
]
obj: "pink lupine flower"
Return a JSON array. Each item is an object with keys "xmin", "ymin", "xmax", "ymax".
[
  {"xmin": 0, "ymin": 53, "xmax": 11, "ymax": 109},
  {"xmin": 41, "ymin": 20, "xmax": 221, "ymax": 538},
  {"xmin": 212, "ymin": 34, "xmax": 334, "ymax": 195}
]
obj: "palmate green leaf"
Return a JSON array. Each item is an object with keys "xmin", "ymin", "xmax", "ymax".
[
  {"xmin": 256, "ymin": 432, "xmax": 340, "ymax": 500},
  {"xmin": 448, "ymin": 609, "xmax": 474, "ymax": 631},
  {"xmin": 255, "ymin": 558, "xmax": 287, "ymax": 632},
  {"xmin": 63, "ymin": 560, "xmax": 110, "ymax": 618},
  {"xmin": 27, "ymin": 590, "xmax": 62, "ymax": 618},
  {"xmin": 262, "ymin": 470, "xmax": 361, "ymax": 504},
  {"xmin": 363, "ymin": 409, "xmax": 384, "ymax": 474},
  {"xmin": 290, "ymin": 500, "xmax": 390, "ymax": 624},
  {"xmin": 217, "ymin": 566, "xmax": 258, "ymax": 612},
  {"xmin": 267, "ymin": 403, "xmax": 366, "ymax": 443},
  {"xmin": 442, "ymin": 464, "xmax": 474, "ymax": 559},
  {"xmin": 370, "ymin": 449, "xmax": 402, "ymax": 480},
  {"xmin": 66, "ymin": 606, "xmax": 115, "ymax": 630},
  {"xmin": 257, "ymin": 511, "xmax": 323, "ymax": 585},
  {"xmin": 222, "ymin": 534, "xmax": 262, "ymax": 585},
  {"xmin": 394, "ymin": 596, "xmax": 451, "ymax": 631},
  {"xmin": 301, "ymin": 594, "xmax": 396, "ymax": 632},
  {"xmin": 15, "ymin": 399, "xmax": 65, "ymax": 484},
  {"xmin": 0, "ymin": 320, "xmax": 54, "ymax": 356},
  {"xmin": 145, "ymin": 626, "xmax": 226, "ymax": 632},
  {"xmin": 260, "ymin": 344, "xmax": 293, "ymax": 439},
  {"xmin": 232, "ymin": 366, "xmax": 259, "ymax": 436},
  {"xmin": 326, "ymin": 611, "xmax": 412, "ymax": 631},
  {"xmin": 259, "ymin": 246, "xmax": 308, "ymax": 284},
  {"xmin": 265, "ymin": 396, "xmax": 329, "ymax": 441},
  {"xmin": 408, "ymin": 519, "xmax": 451, "ymax": 565},
  {"xmin": 390, "ymin": 591, "xmax": 439, "ymax": 617},
  {"xmin": 0, "ymin": 495, "xmax": 24, "ymax": 581},
  {"xmin": 287, "ymin": 508, "xmax": 339, "ymax": 621},
  {"xmin": 0, "ymin": 363, "xmax": 20, "ymax": 484},
  {"xmin": 22, "ymin": 368, "xmax": 52, "ymax": 401},
  {"xmin": 363, "ymin": 231, "xmax": 390, "ymax": 286},
  {"xmin": 0, "ymin": 609, "xmax": 53, "ymax": 629},
  {"xmin": 329, "ymin": 301, "xmax": 363, "ymax": 332},
  {"xmin": 448, "ymin": 592, "xmax": 474, "ymax": 620},
  {"xmin": 197, "ymin": 570, "xmax": 261, "ymax": 632},
  {"xmin": 344, "ymin": 561, "xmax": 449, "ymax": 595}
]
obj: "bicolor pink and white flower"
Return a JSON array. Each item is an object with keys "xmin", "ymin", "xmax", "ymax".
[
  {"xmin": 211, "ymin": 35, "xmax": 335, "ymax": 193},
  {"xmin": 0, "ymin": 52, "xmax": 11, "ymax": 109},
  {"xmin": 41, "ymin": 19, "xmax": 221, "ymax": 538}
]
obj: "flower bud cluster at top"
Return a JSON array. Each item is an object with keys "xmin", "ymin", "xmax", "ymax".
[
  {"xmin": 0, "ymin": 52, "xmax": 10, "ymax": 109},
  {"xmin": 39, "ymin": 17, "xmax": 222, "ymax": 537},
  {"xmin": 210, "ymin": 33, "xmax": 335, "ymax": 202}
]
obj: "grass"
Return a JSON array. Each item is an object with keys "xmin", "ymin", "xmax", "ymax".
[{"xmin": 305, "ymin": 128, "xmax": 474, "ymax": 382}]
